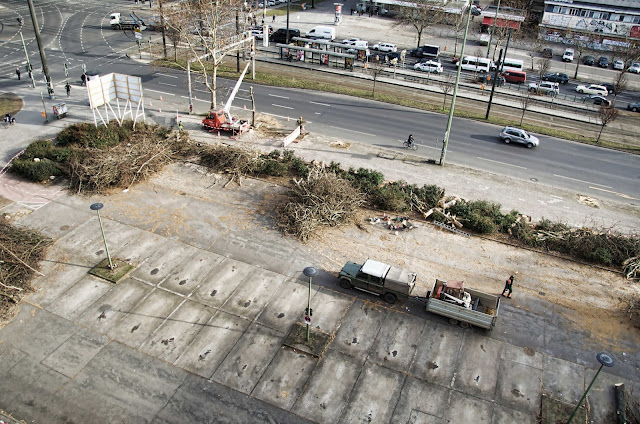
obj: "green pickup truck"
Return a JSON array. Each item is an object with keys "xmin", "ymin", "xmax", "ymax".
[{"xmin": 338, "ymin": 259, "xmax": 417, "ymax": 304}]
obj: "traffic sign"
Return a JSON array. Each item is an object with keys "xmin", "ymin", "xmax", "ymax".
[{"xmin": 304, "ymin": 315, "xmax": 311, "ymax": 324}]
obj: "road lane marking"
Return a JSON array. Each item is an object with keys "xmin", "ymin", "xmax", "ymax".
[
  {"xmin": 156, "ymin": 73, "xmax": 178, "ymax": 78},
  {"xmin": 476, "ymin": 157, "xmax": 527, "ymax": 169},
  {"xmin": 310, "ymin": 101, "xmax": 330, "ymax": 106},
  {"xmin": 272, "ymin": 104, "xmax": 293, "ymax": 109},
  {"xmin": 328, "ymin": 126, "xmax": 376, "ymax": 137},
  {"xmin": 146, "ymin": 89, "xmax": 175, "ymax": 96},
  {"xmin": 553, "ymin": 174, "xmax": 611, "ymax": 188},
  {"xmin": 236, "ymin": 97, "xmax": 251, "ymax": 101},
  {"xmin": 588, "ymin": 186, "xmax": 638, "ymax": 200},
  {"xmin": 260, "ymin": 112, "xmax": 312, "ymax": 123},
  {"xmin": 159, "ymin": 82, "xmax": 177, "ymax": 87},
  {"xmin": 269, "ymin": 94, "xmax": 290, "ymax": 99}
]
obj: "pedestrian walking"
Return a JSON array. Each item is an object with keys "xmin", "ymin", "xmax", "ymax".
[
  {"xmin": 177, "ymin": 121, "xmax": 184, "ymax": 131},
  {"xmin": 502, "ymin": 272, "xmax": 517, "ymax": 298},
  {"xmin": 81, "ymin": 73, "xmax": 86, "ymax": 86},
  {"xmin": 65, "ymin": 83, "xmax": 71, "ymax": 97},
  {"xmin": 16, "ymin": 67, "xmax": 21, "ymax": 80},
  {"xmin": 272, "ymin": 15, "xmax": 276, "ymax": 23},
  {"xmin": 28, "ymin": 70, "xmax": 32, "ymax": 81}
]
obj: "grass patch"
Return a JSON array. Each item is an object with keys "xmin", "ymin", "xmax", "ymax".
[
  {"xmin": 153, "ymin": 58, "xmax": 640, "ymax": 152},
  {"xmin": 0, "ymin": 93, "xmax": 24, "ymax": 117}
]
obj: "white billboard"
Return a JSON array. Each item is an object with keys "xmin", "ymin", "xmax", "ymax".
[{"xmin": 86, "ymin": 73, "xmax": 145, "ymax": 127}]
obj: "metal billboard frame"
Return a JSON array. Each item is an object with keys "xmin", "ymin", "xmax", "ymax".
[{"xmin": 87, "ymin": 73, "xmax": 145, "ymax": 128}]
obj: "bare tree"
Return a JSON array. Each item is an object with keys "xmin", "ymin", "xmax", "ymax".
[
  {"xmin": 597, "ymin": 105, "xmax": 618, "ymax": 143},
  {"xmin": 165, "ymin": 0, "xmax": 248, "ymax": 109},
  {"xmin": 537, "ymin": 57, "xmax": 551, "ymax": 79},
  {"xmin": 438, "ymin": 74, "xmax": 455, "ymax": 110},
  {"xmin": 395, "ymin": 1, "xmax": 443, "ymax": 48},
  {"xmin": 519, "ymin": 92, "xmax": 532, "ymax": 126},
  {"xmin": 166, "ymin": 26, "xmax": 182, "ymax": 62},
  {"xmin": 613, "ymin": 70, "xmax": 628, "ymax": 100},
  {"xmin": 445, "ymin": 11, "xmax": 467, "ymax": 57},
  {"xmin": 369, "ymin": 60, "xmax": 385, "ymax": 97},
  {"xmin": 564, "ymin": 31, "xmax": 590, "ymax": 80},
  {"xmin": 527, "ymin": 28, "xmax": 548, "ymax": 71}
]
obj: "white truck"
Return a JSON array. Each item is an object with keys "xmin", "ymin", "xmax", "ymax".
[{"xmin": 110, "ymin": 12, "xmax": 146, "ymax": 31}]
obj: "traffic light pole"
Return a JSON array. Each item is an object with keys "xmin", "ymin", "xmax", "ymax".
[
  {"xmin": 27, "ymin": 0, "xmax": 53, "ymax": 96},
  {"xmin": 19, "ymin": 31, "xmax": 36, "ymax": 88}
]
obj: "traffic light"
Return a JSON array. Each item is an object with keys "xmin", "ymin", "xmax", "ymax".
[{"xmin": 305, "ymin": 307, "xmax": 313, "ymax": 316}]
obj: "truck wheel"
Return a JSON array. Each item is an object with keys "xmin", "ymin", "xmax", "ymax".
[
  {"xmin": 448, "ymin": 318, "xmax": 459, "ymax": 325},
  {"xmin": 383, "ymin": 292, "xmax": 397, "ymax": 304},
  {"xmin": 339, "ymin": 279, "xmax": 352, "ymax": 289},
  {"xmin": 460, "ymin": 322, "xmax": 470, "ymax": 329}
]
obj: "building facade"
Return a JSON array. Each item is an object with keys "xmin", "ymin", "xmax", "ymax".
[{"xmin": 539, "ymin": 0, "xmax": 640, "ymax": 50}]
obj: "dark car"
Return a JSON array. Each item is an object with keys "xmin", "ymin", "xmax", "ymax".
[
  {"xmin": 589, "ymin": 95, "xmax": 611, "ymax": 106},
  {"xmin": 627, "ymin": 102, "xmax": 640, "ymax": 112},
  {"xmin": 270, "ymin": 28, "xmax": 300, "ymax": 43},
  {"xmin": 542, "ymin": 48, "xmax": 553, "ymax": 58},
  {"xmin": 598, "ymin": 56, "xmax": 609, "ymax": 68},
  {"xmin": 599, "ymin": 82, "xmax": 615, "ymax": 94},
  {"xmin": 583, "ymin": 55, "xmax": 595, "ymax": 65},
  {"xmin": 542, "ymin": 72, "xmax": 569, "ymax": 84}
]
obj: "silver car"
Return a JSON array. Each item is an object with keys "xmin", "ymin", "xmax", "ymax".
[{"xmin": 499, "ymin": 127, "xmax": 539, "ymax": 148}]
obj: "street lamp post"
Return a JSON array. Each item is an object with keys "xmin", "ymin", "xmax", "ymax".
[
  {"xmin": 566, "ymin": 352, "xmax": 614, "ymax": 424},
  {"xmin": 303, "ymin": 266, "xmax": 318, "ymax": 341},
  {"xmin": 90, "ymin": 203, "xmax": 115, "ymax": 270}
]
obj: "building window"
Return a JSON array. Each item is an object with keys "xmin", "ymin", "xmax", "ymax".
[
  {"xmin": 586, "ymin": 11, "xmax": 594, "ymax": 18},
  {"xmin": 569, "ymin": 8, "xmax": 579, "ymax": 16},
  {"xmin": 580, "ymin": 9, "xmax": 588, "ymax": 17},
  {"xmin": 634, "ymin": 16, "xmax": 640, "ymax": 24},
  {"xmin": 601, "ymin": 13, "xmax": 610, "ymax": 20}
]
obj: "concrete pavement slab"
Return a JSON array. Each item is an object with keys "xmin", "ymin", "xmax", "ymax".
[
  {"xmin": 159, "ymin": 249, "xmax": 224, "ymax": 295},
  {"xmin": 368, "ymin": 311, "xmax": 425, "ymax": 372},
  {"xmin": 493, "ymin": 306, "xmax": 546, "ymax": 353},
  {"xmin": 443, "ymin": 389, "xmax": 494, "ymax": 423},
  {"xmin": 40, "ymin": 326, "xmax": 109, "ymax": 378},
  {"xmin": 307, "ymin": 287, "xmax": 353, "ymax": 334},
  {"xmin": 339, "ymin": 361, "xmax": 405, "ymax": 424},
  {"xmin": 411, "ymin": 322, "xmax": 465, "ymax": 386},
  {"xmin": 47, "ymin": 274, "xmax": 114, "ymax": 321},
  {"xmin": 501, "ymin": 342, "xmax": 544, "ymax": 370},
  {"xmin": 139, "ymin": 299, "xmax": 216, "ymax": 363},
  {"xmin": 25, "ymin": 255, "xmax": 94, "ymax": 308},
  {"xmin": 221, "ymin": 268, "xmax": 288, "ymax": 320},
  {"xmin": 0, "ymin": 341, "xmax": 27, "ymax": 377},
  {"xmin": 0, "ymin": 307, "xmax": 77, "ymax": 362},
  {"xmin": 190, "ymin": 257, "xmax": 255, "ymax": 308},
  {"xmin": 452, "ymin": 332, "xmax": 504, "ymax": 401},
  {"xmin": 495, "ymin": 360, "xmax": 543, "ymax": 414},
  {"xmin": 252, "ymin": 347, "xmax": 318, "ymax": 411},
  {"xmin": 77, "ymin": 277, "xmax": 153, "ymax": 335},
  {"xmin": 51, "ymin": 217, "xmax": 103, "ymax": 259},
  {"xmin": 48, "ymin": 341, "xmax": 188, "ymax": 424},
  {"xmin": 491, "ymin": 404, "xmax": 537, "ymax": 424},
  {"xmin": 153, "ymin": 373, "xmax": 315, "ymax": 424},
  {"xmin": 581, "ymin": 365, "xmax": 625, "ymax": 424},
  {"xmin": 0, "ymin": 355, "xmax": 70, "ymax": 421},
  {"xmin": 292, "ymin": 349, "xmax": 363, "ymax": 424},
  {"xmin": 330, "ymin": 301, "xmax": 389, "ymax": 360},
  {"xmin": 210, "ymin": 228, "xmax": 297, "ymax": 275},
  {"xmin": 212, "ymin": 322, "xmax": 284, "ymax": 394},
  {"xmin": 130, "ymin": 240, "xmax": 198, "ymax": 285},
  {"xmin": 113, "ymin": 230, "xmax": 165, "ymax": 264},
  {"xmin": 542, "ymin": 355, "xmax": 586, "ymax": 405},
  {"xmin": 14, "ymin": 191, "xmax": 85, "ymax": 241},
  {"xmin": 256, "ymin": 278, "xmax": 316, "ymax": 332},
  {"xmin": 174, "ymin": 310, "xmax": 250, "ymax": 379},
  {"xmin": 107, "ymin": 288, "xmax": 184, "ymax": 348},
  {"xmin": 390, "ymin": 376, "xmax": 449, "ymax": 423}
]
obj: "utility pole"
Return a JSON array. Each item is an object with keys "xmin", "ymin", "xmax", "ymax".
[
  {"xmin": 158, "ymin": 0, "xmax": 167, "ymax": 58},
  {"xmin": 485, "ymin": 49, "xmax": 502, "ymax": 119},
  {"xmin": 439, "ymin": 4, "xmax": 472, "ymax": 166},
  {"xmin": 236, "ymin": 10, "xmax": 240, "ymax": 72},
  {"xmin": 286, "ymin": 0, "xmax": 291, "ymax": 43},
  {"xmin": 486, "ymin": 0, "xmax": 501, "ymax": 59},
  {"xmin": 27, "ymin": 0, "xmax": 53, "ymax": 97},
  {"xmin": 19, "ymin": 31, "xmax": 35, "ymax": 88}
]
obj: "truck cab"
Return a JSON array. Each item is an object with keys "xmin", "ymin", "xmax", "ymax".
[
  {"xmin": 338, "ymin": 259, "xmax": 416, "ymax": 304},
  {"xmin": 110, "ymin": 13, "xmax": 122, "ymax": 27}
]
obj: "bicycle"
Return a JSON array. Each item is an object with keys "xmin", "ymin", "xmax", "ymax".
[{"xmin": 402, "ymin": 140, "xmax": 418, "ymax": 150}]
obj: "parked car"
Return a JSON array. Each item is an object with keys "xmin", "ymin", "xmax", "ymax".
[
  {"xmin": 562, "ymin": 48, "xmax": 574, "ymax": 62},
  {"xmin": 599, "ymin": 82, "xmax": 615, "ymax": 94},
  {"xmin": 341, "ymin": 37, "xmax": 360, "ymax": 44},
  {"xmin": 598, "ymin": 56, "xmax": 610, "ymax": 68},
  {"xmin": 575, "ymin": 84, "xmax": 608, "ymax": 96},
  {"xmin": 499, "ymin": 127, "xmax": 540, "ymax": 148},
  {"xmin": 270, "ymin": 28, "xmax": 300, "ymax": 43},
  {"xmin": 528, "ymin": 81, "xmax": 559, "ymax": 96},
  {"xmin": 589, "ymin": 95, "xmax": 612, "ymax": 106},
  {"xmin": 542, "ymin": 48, "xmax": 553, "ymax": 58},
  {"xmin": 583, "ymin": 55, "xmax": 595, "ymax": 65},
  {"xmin": 613, "ymin": 60, "xmax": 625, "ymax": 70},
  {"xmin": 627, "ymin": 101, "xmax": 640, "ymax": 112},
  {"xmin": 542, "ymin": 72, "xmax": 569, "ymax": 84},
  {"xmin": 501, "ymin": 70, "xmax": 526, "ymax": 84},
  {"xmin": 413, "ymin": 60, "xmax": 443, "ymax": 73},
  {"xmin": 629, "ymin": 62, "xmax": 640, "ymax": 73},
  {"xmin": 372, "ymin": 42, "xmax": 397, "ymax": 53}
]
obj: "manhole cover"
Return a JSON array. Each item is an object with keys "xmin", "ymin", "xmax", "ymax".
[{"xmin": 530, "ymin": 178, "xmax": 538, "ymax": 182}]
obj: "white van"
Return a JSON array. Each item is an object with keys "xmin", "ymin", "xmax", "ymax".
[
  {"xmin": 459, "ymin": 56, "xmax": 492, "ymax": 73},
  {"xmin": 346, "ymin": 39, "xmax": 368, "ymax": 53},
  {"xmin": 562, "ymin": 48, "xmax": 574, "ymax": 62},
  {"xmin": 306, "ymin": 26, "xmax": 335, "ymax": 40}
]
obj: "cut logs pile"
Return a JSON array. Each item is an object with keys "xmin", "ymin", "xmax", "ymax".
[{"xmin": 422, "ymin": 197, "xmax": 464, "ymax": 229}]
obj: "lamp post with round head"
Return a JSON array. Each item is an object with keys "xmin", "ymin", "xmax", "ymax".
[
  {"xmin": 303, "ymin": 266, "xmax": 318, "ymax": 341},
  {"xmin": 566, "ymin": 352, "xmax": 614, "ymax": 424},
  {"xmin": 90, "ymin": 203, "xmax": 115, "ymax": 270}
]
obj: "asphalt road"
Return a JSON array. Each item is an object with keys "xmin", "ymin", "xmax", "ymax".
[{"xmin": 0, "ymin": 0, "xmax": 639, "ymax": 205}]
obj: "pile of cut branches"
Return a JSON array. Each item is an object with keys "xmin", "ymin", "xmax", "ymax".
[
  {"xmin": 200, "ymin": 145, "xmax": 265, "ymax": 185},
  {"xmin": 276, "ymin": 169, "xmax": 365, "ymax": 241},
  {"xmin": 0, "ymin": 218, "xmax": 51, "ymax": 321}
]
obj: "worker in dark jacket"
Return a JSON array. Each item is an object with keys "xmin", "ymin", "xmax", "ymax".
[{"xmin": 502, "ymin": 272, "xmax": 517, "ymax": 298}]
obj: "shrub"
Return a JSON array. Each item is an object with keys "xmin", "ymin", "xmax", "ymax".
[
  {"xmin": 282, "ymin": 150, "xmax": 295, "ymax": 162},
  {"xmin": 327, "ymin": 161, "xmax": 342, "ymax": 174},
  {"xmin": 466, "ymin": 212, "xmax": 497, "ymax": 234},
  {"xmin": 412, "ymin": 184, "xmax": 445, "ymax": 209},
  {"xmin": 258, "ymin": 159, "xmax": 288, "ymax": 176},
  {"xmin": 371, "ymin": 185, "xmax": 409, "ymax": 211},
  {"xmin": 289, "ymin": 157, "xmax": 309, "ymax": 178},
  {"xmin": 22, "ymin": 139, "xmax": 54, "ymax": 159},
  {"xmin": 11, "ymin": 158, "xmax": 62, "ymax": 182},
  {"xmin": 349, "ymin": 167, "xmax": 384, "ymax": 194}
]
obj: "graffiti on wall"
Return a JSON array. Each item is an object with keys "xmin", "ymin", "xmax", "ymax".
[{"xmin": 544, "ymin": 13, "xmax": 640, "ymax": 38}]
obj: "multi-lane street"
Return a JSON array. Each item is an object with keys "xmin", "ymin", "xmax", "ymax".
[{"xmin": 0, "ymin": 0, "xmax": 638, "ymax": 205}]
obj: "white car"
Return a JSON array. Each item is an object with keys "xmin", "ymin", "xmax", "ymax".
[
  {"xmin": 413, "ymin": 60, "xmax": 443, "ymax": 74},
  {"xmin": 613, "ymin": 60, "xmax": 625, "ymax": 70},
  {"xmin": 528, "ymin": 81, "xmax": 559, "ymax": 96},
  {"xmin": 629, "ymin": 62, "xmax": 640, "ymax": 73},
  {"xmin": 372, "ymin": 42, "xmax": 397, "ymax": 53},
  {"xmin": 267, "ymin": 0, "xmax": 276, "ymax": 6},
  {"xmin": 575, "ymin": 84, "xmax": 609, "ymax": 96},
  {"xmin": 250, "ymin": 29, "xmax": 263, "ymax": 39},
  {"xmin": 342, "ymin": 38, "xmax": 360, "ymax": 44}
]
